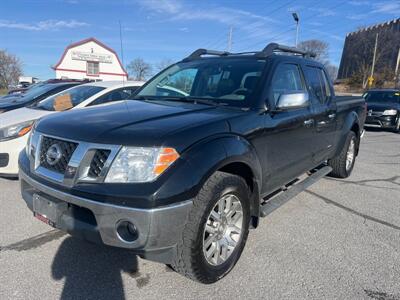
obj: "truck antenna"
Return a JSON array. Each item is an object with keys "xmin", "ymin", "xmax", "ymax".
[{"xmin": 119, "ymin": 20, "xmax": 125, "ymax": 85}]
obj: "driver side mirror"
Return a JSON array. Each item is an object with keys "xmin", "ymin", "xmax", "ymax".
[{"xmin": 276, "ymin": 91, "xmax": 309, "ymax": 110}]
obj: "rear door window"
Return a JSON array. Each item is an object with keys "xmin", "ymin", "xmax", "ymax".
[{"xmin": 305, "ymin": 66, "xmax": 331, "ymax": 103}]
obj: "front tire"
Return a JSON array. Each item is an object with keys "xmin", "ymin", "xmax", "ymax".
[
  {"xmin": 171, "ymin": 171, "xmax": 250, "ymax": 283},
  {"xmin": 328, "ymin": 131, "xmax": 357, "ymax": 178}
]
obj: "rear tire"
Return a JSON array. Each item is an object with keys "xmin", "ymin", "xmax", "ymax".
[
  {"xmin": 328, "ymin": 131, "xmax": 357, "ymax": 178},
  {"xmin": 393, "ymin": 118, "xmax": 400, "ymax": 133},
  {"xmin": 171, "ymin": 171, "xmax": 250, "ymax": 283}
]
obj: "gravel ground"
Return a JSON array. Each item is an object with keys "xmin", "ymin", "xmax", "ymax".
[{"xmin": 0, "ymin": 129, "xmax": 399, "ymax": 300}]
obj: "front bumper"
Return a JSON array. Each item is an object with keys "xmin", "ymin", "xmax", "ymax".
[
  {"xmin": 19, "ymin": 168, "xmax": 192, "ymax": 263},
  {"xmin": 365, "ymin": 115, "xmax": 398, "ymax": 128},
  {"xmin": 0, "ymin": 135, "xmax": 29, "ymax": 176}
]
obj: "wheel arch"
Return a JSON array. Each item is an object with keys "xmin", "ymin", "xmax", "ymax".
[
  {"xmin": 217, "ymin": 161, "xmax": 261, "ymax": 228},
  {"xmin": 184, "ymin": 135, "xmax": 262, "ymax": 227},
  {"xmin": 334, "ymin": 111, "xmax": 361, "ymax": 157}
]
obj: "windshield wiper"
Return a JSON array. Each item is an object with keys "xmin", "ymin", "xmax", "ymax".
[
  {"xmin": 132, "ymin": 95, "xmax": 228, "ymax": 107},
  {"xmin": 162, "ymin": 96, "xmax": 229, "ymax": 107},
  {"xmin": 131, "ymin": 95, "xmax": 160, "ymax": 101}
]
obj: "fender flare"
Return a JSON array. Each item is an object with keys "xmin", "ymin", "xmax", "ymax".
[
  {"xmin": 334, "ymin": 111, "xmax": 361, "ymax": 157},
  {"xmin": 170, "ymin": 135, "xmax": 263, "ymax": 218}
]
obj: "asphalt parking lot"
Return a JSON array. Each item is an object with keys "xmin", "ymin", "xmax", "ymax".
[{"xmin": 0, "ymin": 129, "xmax": 399, "ymax": 299}]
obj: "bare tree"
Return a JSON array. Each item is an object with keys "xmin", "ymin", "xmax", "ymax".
[
  {"xmin": 127, "ymin": 58, "xmax": 153, "ymax": 81},
  {"xmin": 155, "ymin": 58, "xmax": 175, "ymax": 73},
  {"xmin": 297, "ymin": 39, "xmax": 339, "ymax": 81},
  {"xmin": 297, "ymin": 39, "xmax": 329, "ymax": 64},
  {"xmin": 0, "ymin": 49, "xmax": 23, "ymax": 89}
]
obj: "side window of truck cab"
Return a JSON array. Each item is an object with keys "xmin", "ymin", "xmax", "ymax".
[{"xmin": 270, "ymin": 63, "xmax": 307, "ymax": 105}]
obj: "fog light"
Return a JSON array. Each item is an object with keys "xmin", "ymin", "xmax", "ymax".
[{"xmin": 116, "ymin": 220, "xmax": 138, "ymax": 242}]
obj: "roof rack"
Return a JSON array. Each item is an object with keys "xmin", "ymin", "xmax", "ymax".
[
  {"xmin": 258, "ymin": 43, "xmax": 316, "ymax": 58},
  {"xmin": 183, "ymin": 48, "xmax": 230, "ymax": 61},
  {"xmin": 182, "ymin": 43, "xmax": 316, "ymax": 61}
]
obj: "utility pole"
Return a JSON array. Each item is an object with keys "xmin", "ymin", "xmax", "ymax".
[
  {"xmin": 369, "ymin": 32, "xmax": 379, "ymax": 87},
  {"xmin": 119, "ymin": 20, "xmax": 125, "ymax": 83},
  {"xmin": 292, "ymin": 13, "xmax": 299, "ymax": 47},
  {"xmin": 227, "ymin": 26, "xmax": 233, "ymax": 52},
  {"xmin": 395, "ymin": 47, "xmax": 400, "ymax": 88}
]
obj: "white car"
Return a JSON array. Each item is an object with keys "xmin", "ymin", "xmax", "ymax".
[{"xmin": 0, "ymin": 81, "xmax": 144, "ymax": 176}]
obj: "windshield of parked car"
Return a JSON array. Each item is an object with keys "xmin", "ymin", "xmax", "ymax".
[
  {"xmin": 364, "ymin": 91, "xmax": 400, "ymax": 104},
  {"xmin": 12, "ymin": 84, "xmax": 60, "ymax": 104},
  {"xmin": 133, "ymin": 58, "xmax": 266, "ymax": 107},
  {"xmin": 34, "ymin": 85, "xmax": 105, "ymax": 111}
]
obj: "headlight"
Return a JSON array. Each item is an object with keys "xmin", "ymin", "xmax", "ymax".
[
  {"xmin": 105, "ymin": 147, "xmax": 180, "ymax": 183},
  {"xmin": 0, "ymin": 120, "xmax": 34, "ymax": 142},
  {"xmin": 382, "ymin": 109, "xmax": 397, "ymax": 116}
]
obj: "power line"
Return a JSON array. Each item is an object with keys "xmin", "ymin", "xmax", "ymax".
[
  {"xmin": 203, "ymin": 31, "xmax": 229, "ymax": 49},
  {"xmin": 235, "ymin": 28, "xmax": 295, "ymax": 52},
  {"xmin": 232, "ymin": 0, "xmax": 322, "ymax": 50},
  {"xmin": 262, "ymin": 0, "xmax": 298, "ymax": 18}
]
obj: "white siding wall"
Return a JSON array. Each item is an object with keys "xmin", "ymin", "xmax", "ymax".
[{"xmin": 55, "ymin": 40, "xmax": 127, "ymax": 81}]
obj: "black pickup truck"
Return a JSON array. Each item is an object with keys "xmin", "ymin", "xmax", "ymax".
[{"xmin": 19, "ymin": 43, "xmax": 366, "ymax": 283}]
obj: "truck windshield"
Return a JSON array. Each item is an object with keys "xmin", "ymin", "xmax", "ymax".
[
  {"xmin": 33, "ymin": 85, "xmax": 105, "ymax": 111},
  {"xmin": 133, "ymin": 58, "xmax": 266, "ymax": 107},
  {"xmin": 364, "ymin": 91, "xmax": 400, "ymax": 103}
]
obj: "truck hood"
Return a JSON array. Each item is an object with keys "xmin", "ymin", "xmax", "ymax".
[{"xmin": 36, "ymin": 100, "xmax": 241, "ymax": 149}]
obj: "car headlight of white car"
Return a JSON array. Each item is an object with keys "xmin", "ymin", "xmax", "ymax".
[
  {"xmin": 382, "ymin": 109, "xmax": 398, "ymax": 116},
  {"xmin": 0, "ymin": 120, "xmax": 34, "ymax": 142},
  {"xmin": 105, "ymin": 146, "xmax": 180, "ymax": 183}
]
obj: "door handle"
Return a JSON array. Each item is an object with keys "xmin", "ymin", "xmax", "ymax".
[
  {"xmin": 328, "ymin": 113, "xmax": 336, "ymax": 119},
  {"xmin": 303, "ymin": 119, "xmax": 314, "ymax": 126}
]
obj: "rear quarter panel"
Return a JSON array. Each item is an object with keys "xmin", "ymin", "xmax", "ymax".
[{"xmin": 332, "ymin": 95, "xmax": 366, "ymax": 157}]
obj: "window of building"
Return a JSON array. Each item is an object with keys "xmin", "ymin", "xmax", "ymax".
[{"xmin": 87, "ymin": 62, "xmax": 99, "ymax": 76}]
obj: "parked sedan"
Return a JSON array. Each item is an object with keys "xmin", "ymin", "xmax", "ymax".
[
  {"xmin": 364, "ymin": 89, "xmax": 400, "ymax": 132},
  {"xmin": 0, "ymin": 81, "xmax": 144, "ymax": 177},
  {"xmin": 0, "ymin": 82, "xmax": 82, "ymax": 113},
  {"xmin": 1, "ymin": 79, "xmax": 86, "ymax": 100}
]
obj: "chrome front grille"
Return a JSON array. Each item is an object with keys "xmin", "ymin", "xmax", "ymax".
[
  {"xmin": 30, "ymin": 131, "xmax": 120, "ymax": 186},
  {"xmin": 39, "ymin": 136, "xmax": 78, "ymax": 174},
  {"xmin": 88, "ymin": 149, "xmax": 111, "ymax": 178}
]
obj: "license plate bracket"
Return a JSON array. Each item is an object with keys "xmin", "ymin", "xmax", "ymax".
[{"xmin": 33, "ymin": 194, "xmax": 67, "ymax": 226}]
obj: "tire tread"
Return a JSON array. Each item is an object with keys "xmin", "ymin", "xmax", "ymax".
[
  {"xmin": 328, "ymin": 131, "xmax": 357, "ymax": 178},
  {"xmin": 170, "ymin": 171, "xmax": 249, "ymax": 283}
]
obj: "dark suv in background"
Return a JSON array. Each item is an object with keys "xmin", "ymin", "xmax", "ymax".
[{"xmin": 364, "ymin": 89, "xmax": 400, "ymax": 132}]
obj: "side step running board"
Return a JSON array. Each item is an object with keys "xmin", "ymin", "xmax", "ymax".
[{"xmin": 260, "ymin": 166, "xmax": 332, "ymax": 217}]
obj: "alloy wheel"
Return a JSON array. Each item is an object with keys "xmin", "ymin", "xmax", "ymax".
[{"xmin": 202, "ymin": 194, "xmax": 243, "ymax": 266}]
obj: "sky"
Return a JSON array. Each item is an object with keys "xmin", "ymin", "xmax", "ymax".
[{"xmin": 1, "ymin": 0, "xmax": 399, "ymax": 79}]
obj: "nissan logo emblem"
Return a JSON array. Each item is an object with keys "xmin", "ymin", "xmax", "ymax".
[{"xmin": 46, "ymin": 144, "xmax": 62, "ymax": 166}]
